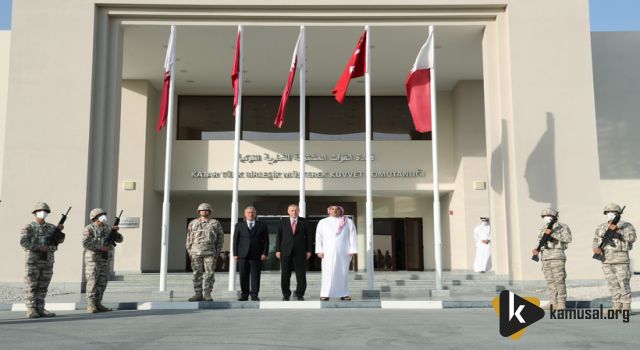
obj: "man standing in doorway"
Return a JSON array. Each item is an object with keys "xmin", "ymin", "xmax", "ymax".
[
  {"xmin": 233, "ymin": 206, "xmax": 269, "ymax": 301},
  {"xmin": 473, "ymin": 217, "xmax": 492, "ymax": 273},
  {"xmin": 275, "ymin": 204, "xmax": 312, "ymax": 301},
  {"xmin": 186, "ymin": 203, "xmax": 224, "ymax": 302},
  {"xmin": 316, "ymin": 205, "xmax": 358, "ymax": 301}
]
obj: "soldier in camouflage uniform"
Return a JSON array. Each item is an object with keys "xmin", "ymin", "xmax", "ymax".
[
  {"xmin": 186, "ymin": 203, "xmax": 224, "ymax": 302},
  {"xmin": 82, "ymin": 208, "xmax": 123, "ymax": 313},
  {"xmin": 19, "ymin": 202, "xmax": 65, "ymax": 318},
  {"xmin": 592, "ymin": 203, "xmax": 636, "ymax": 311},
  {"xmin": 531, "ymin": 208, "xmax": 572, "ymax": 310}
]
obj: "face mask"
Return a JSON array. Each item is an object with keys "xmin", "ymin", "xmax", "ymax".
[
  {"xmin": 606, "ymin": 212, "xmax": 617, "ymax": 221},
  {"xmin": 35, "ymin": 211, "xmax": 48, "ymax": 219},
  {"xmin": 481, "ymin": 221, "xmax": 488, "ymax": 226},
  {"xmin": 98, "ymin": 215, "xmax": 108, "ymax": 223},
  {"xmin": 543, "ymin": 216, "xmax": 554, "ymax": 224}
]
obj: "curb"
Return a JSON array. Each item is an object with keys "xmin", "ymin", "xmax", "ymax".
[{"xmin": 2, "ymin": 299, "xmax": 639, "ymax": 311}]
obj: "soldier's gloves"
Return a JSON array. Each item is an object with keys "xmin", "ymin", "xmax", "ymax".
[{"xmin": 613, "ymin": 232, "xmax": 624, "ymax": 240}]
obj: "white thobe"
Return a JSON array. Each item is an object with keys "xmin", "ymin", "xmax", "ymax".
[
  {"xmin": 473, "ymin": 224, "xmax": 492, "ymax": 272},
  {"xmin": 315, "ymin": 216, "xmax": 358, "ymax": 298}
]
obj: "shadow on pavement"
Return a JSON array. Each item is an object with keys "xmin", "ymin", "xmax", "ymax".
[{"xmin": 0, "ymin": 309, "xmax": 201, "ymax": 326}]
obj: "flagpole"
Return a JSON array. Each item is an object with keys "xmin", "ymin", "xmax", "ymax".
[
  {"xmin": 159, "ymin": 25, "xmax": 176, "ymax": 292},
  {"xmin": 364, "ymin": 25, "xmax": 374, "ymax": 291},
  {"xmin": 429, "ymin": 25, "xmax": 443, "ymax": 291},
  {"xmin": 229, "ymin": 25, "xmax": 243, "ymax": 292},
  {"xmin": 298, "ymin": 26, "xmax": 306, "ymax": 217}
]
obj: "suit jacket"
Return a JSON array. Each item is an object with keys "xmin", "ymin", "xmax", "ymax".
[
  {"xmin": 275, "ymin": 216, "xmax": 312, "ymax": 257},
  {"xmin": 233, "ymin": 220, "xmax": 269, "ymax": 259}
]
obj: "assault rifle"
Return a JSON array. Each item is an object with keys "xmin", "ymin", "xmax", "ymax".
[
  {"xmin": 593, "ymin": 206, "xmax": 626, "ymax": 261},
  {"xmin": 40, "ymin": 207, "xmax": 71, "ymax": 260},
  {"xmin": 531, "ymin": 216, "xmax": 558, "ymax": 262},
  {"xmin": 105, "ymin": 210, "xmax": 124, "ymax": 247}
]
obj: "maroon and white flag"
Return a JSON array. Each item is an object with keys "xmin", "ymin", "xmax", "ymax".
[
  {"xmin": 231, "ymin": 31, "xmax": 241, "ymax": 116},
  {"xmin": 156, "ymin": 25, "xmax": 176, "ymax": 131},
  {"xmin": 274, "ymin": 31, "xmax": 303, "ymax": 128},
  {"xmin": 405, "ymin": 31, "xmax": 434, "ymax": 133},
  {"xmin": 332, "ymin": 31, "xmax": 367, "ymax": 104}
]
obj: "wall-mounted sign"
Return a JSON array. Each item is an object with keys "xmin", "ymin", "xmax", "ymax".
[
  {"xmin": 191, "ymin": 169, "xmax": 426, "ymax": 180},
  {"xmin": 118, "ymin": 217, "xmax": 140, "ymax": 228}
]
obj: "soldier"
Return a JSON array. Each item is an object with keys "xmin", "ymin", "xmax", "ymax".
[
  {"xmin": 20, "ymin": 202, "xmax": 65, "ymax": 318},
  {"xmin": 592, "ymin": 203, "xmax": 636, "ymax": 311},
  {"xmin": 186, "ymin": 203, "xmax": 224, "ymax": 302},
  {"xmin": 82, "ymin": 208, "xmax": 122, "ymax": 313},
  {"xmin": 531, "ymin": 208, "xmax": 572, "ymax": 310}
]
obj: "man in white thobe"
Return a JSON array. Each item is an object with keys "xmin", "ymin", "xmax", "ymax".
[
  {"xmin": 473, "ymin": 217, "xmax": 492, "ymax": 272},
  {"xmin": 315, "ymin": 205, "xmax": 358, "ymax": 301}
]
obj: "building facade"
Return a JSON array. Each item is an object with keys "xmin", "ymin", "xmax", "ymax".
[{"xmin": 1, "ymin": 0, "xmax": 637, "ymax": 284}]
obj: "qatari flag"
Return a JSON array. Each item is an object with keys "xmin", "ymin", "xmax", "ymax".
[
  {"xmin": 274, "ymin": 31, "xmax": 303, "ymax": 128},
  {"xmin": 405, "ymin": 31, "xmax": 434, "ymax": 133},
  {"xmin": 332, "ymin": 31, "xmax": 367, "ymax": 104},
  {"xmin": 156, "ymin": 26, "xmax": 176, "ymax": 131},
  {"xmin": 231, "ymin": 31, "xmax": 241, "ymax": 116}
]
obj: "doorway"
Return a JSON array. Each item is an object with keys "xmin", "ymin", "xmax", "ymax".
[{"xmin": 374, "ymin": 218, "xmax": 424, "ymax": 271}]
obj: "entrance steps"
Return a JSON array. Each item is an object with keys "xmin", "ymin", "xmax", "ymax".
[{"xmin": 108, "ymin": 271, "xmax": 516, "ymax": 299}]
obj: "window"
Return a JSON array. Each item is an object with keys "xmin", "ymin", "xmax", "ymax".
[
  {"xmin": 177, "ymin": 96, "xmax": 235, "ymax": 140},
  {"xmin": 242, "ymin": 96, "xmax": 300, "ymax": 140},
  {"xmin": 308, "ymin": 96, "xmax": 365, "ymax": 140}
]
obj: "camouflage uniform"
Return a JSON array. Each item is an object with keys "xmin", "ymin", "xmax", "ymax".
[
  {"xmin": 536, "ymin": 209, "xmax": 572, "ymax": 310},
  {"xmin": 186, "ymin": 203, "xmax": 224, "ymax": 301},
  {"xmin": 20, "ymin": 204, "xmax": 65, "ymax": 318},
  {"xmin": 82, "ymin": 208, "xmax": 123, "ymax": 312},
  {"xmin": 593, "ymin": 206, "xmax": 636, "ymax": 310}
]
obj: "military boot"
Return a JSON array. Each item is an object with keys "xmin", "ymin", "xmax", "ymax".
[
  {"xmin": 37, "ymin": 307, "xmax": 56, "ymax": 317},
  {"xmin": 27, "ymin": 308, "xmax": 41, "ymax": 319},
  {"xmin": 542, "ymin": 301, "xmax": 555, "ymax": 310},
  {"xmin": 87, "ymin": 301, "xmax": 99, "ymax": 314},
  {"xmin": 96, "ymin": 303, "xmax": 113, "ymax": 312},
  {"xmin": 204, "ymin": 293, "xmax": 213, "ymax": 302},
  {"xmin": 622, "ymin": 303, "xmax": 631, "ymax": 311},
  {"xmin": 188, "ymin": 294, "xmax": 204, "ymax": 302},
  {"xmin": 612, "ymin": 302, "xmax": 622, "ymax": 310}
]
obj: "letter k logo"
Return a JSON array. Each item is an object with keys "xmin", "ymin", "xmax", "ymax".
[{"xmin": 492, "ymin": 290, "xmax": 545, "ymax": 339}]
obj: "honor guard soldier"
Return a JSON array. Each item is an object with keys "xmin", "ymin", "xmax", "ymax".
[
  {"xmin": 186, "ymin": 203, "xmax": 224, "ymax": 301},
  {"xmin": 82, "ymin": 208, "xmax": 123, "ymax": 313},
  {"xmin": 592, "ymin": 203, "xmax": 636, "ymax": 311},
  {"xmin": 20, "ymin": 202, "xmax": 66, "ymax": 318},
  {"xmin": 531, "ymin": 208, "xmax": 572, "ymax": 310}
]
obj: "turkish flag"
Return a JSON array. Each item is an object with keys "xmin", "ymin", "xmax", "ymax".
[
  {"xmin": 405, "ymin": 31, "xmax": 434, "ymax": 133},
  {"xmin": 231, "ymin": 31, "xmax": 241, "ymax": 116},
  {"xmin": 275, "ymin": 31, "xmax": 302, "ymax": 128},
  {"xmin": 332, "ymin": 31, "xmax": 367, "ymax": 104}
]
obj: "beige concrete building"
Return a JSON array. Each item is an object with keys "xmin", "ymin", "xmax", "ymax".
[{"xmin": 0, "ymin": 0, "xmax": 637, "ymax": 285}]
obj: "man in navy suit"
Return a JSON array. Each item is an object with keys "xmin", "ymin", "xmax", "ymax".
[
  {"xmin": 275, "ymin": 204, "xmax": 312, "ymax": 301},
  {"xmin": 233, "ymin": 206, "xmax": 269, "ymax": 301}
]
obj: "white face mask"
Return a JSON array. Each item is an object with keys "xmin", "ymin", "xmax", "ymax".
[
  {"xmin": 481, "ymin": 221, "xmax": 488, "ymax": 226},
  {"xmin": 543, "ymin": 216, "xmax": 554, "ymax": 224},
  {"xmin": 35, "ymin": 211, "xmax": 48, "ymax": 219},
  {"xmin": 98, "ymin": 215, "xmax": 108, "ymax": 223},
  {"xmin": 606, "ymin": 212, "xmax": 617, "ymax": 221}
]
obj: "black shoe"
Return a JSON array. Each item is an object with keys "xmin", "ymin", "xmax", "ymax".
[
  {"xmin": 238, "ymin": 295, "xmax": 249, "ymax": 301},
  {"xmin": 296, "ymin": 295, "xmax": 305, "ymax": 301},
  {"xmin": 282, "ymin": 296, "xmax": 290, "ymax": 301},
  {"xmin": 250, "ymin": 296, "xmax": 260, "ymax": 301}
]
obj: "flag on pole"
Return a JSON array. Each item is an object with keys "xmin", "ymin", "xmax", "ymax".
[
  {"xmin": 274, "ymin": 31, "xmax": 303, "ymax": 128},
  {"xmin": 232, "ymin": 31, "xmax": 241, "ymax": 116},
  {"xmin": 405, "ymin": 31, "xmax": 434, "ymax": 133},
  {"xmin": 156, "ymin": 26, "xmax": 176, "ymax": 131},
  {"xmin": 332, "ymin": 31, "xmax": 367, "ymax": 104}
]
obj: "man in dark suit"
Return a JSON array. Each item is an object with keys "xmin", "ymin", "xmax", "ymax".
[
  {"xmin": 233, "ymin": 206, "xmax": 269, "ymax": 301},
  {"xmin": 275, "ymin": 204, "xmax": 312, "ymax": 301}
]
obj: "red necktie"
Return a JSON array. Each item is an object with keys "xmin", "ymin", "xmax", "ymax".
[{"xmin": 291, "ymin": 220, "xmax": 297, "ymax": 235}]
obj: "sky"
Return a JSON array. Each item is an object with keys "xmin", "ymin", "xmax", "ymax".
[{"xmin": 0, "ymin": 0, "xmax": 639, "ymax": 31}]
